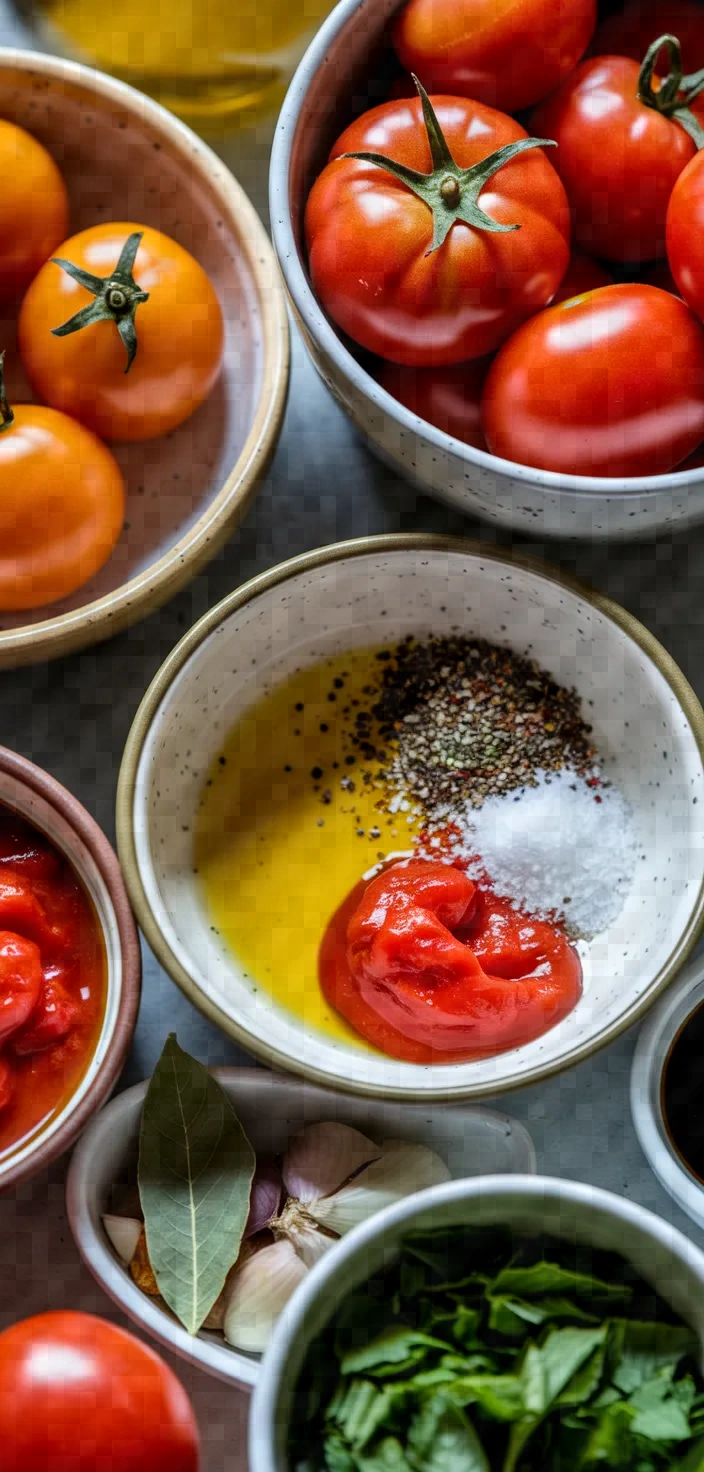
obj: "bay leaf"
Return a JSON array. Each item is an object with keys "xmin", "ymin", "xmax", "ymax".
[{"xmin": 138, "ymin": 1034, "xmax": 256, "ymax": 1335}]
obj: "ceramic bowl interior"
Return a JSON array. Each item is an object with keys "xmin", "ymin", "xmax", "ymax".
[
  {"xmin": 631, "ymin": 954, "xmax": 704, "ymax": 1231},
  {"xmin": 66, "ymin": 1068, "xmax": 535, "ymax": 1388},
  {"xmin": 120, "ymin": 539, "xmax": 704, "ymax": 1099},
  {"xmin": 0, "ymin": 51, "xmax": 287, "ymax": 665},
  {"xmin": 248, "ymin": 1176, "xmax": 704, "ymax": 1472},
  {"xmin": 0, "ymin": 756, "xmax": 139, "ymax": 1187}
]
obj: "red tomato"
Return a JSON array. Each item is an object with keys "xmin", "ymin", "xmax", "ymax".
[
  {"xmin": 550, "ymin": 251, "xmax": 612, "ymax": 304},
  {"xmin": 0, "ymin": 932, "xmax": 42, "ymax": 1045},
  {"xmin": 378, "ymin": 358, "xmax": 491, "ymax": 447},
  {"xmin": 481, "ymin": 284, "xmax": 704, "ymax": 477},
  {"xmin": 532, "ymin": 56, "xmax": 701, "ymax": 262},
  {"xmin": 667, "ymin": 151, "xmax": 704, "ymax": 321},
  {"xmin": 320, "ymin": 860, "xmax": 581, "ymax": 1063},
  {"xmin": 392, "ymin": 0, "xmax": 596, "ymax": 113},
  {"xmin": 675, "ymin": 443, "xmax": 704, "ymax": 470},
  {"xmin": 306, "ymin": 94, "xmax": 570, "ymax": 365},
  {"xmin": 592, "ymin": 0, "xmax": 704, "ymax": 65},
  {"xmin": 0, "ymin": 1312, "xmax": 200, "ymax": 1472}
]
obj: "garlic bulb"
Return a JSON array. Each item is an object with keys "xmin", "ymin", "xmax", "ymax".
[
  {"xmin": 223, "ymin": 1238, "xmax": 308, "ymax": 1354},
  {"xmin": 102, "ymin": 1214, "xmax": 142, "ymax": 1265},
  {"xmin": 223, "ymin": 1123, "xmax": 450, "ymax": 1353}
]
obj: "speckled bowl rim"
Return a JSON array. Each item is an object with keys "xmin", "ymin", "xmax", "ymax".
[
  {"xmin": 0, "ymin": 747, "xmax": 141, "ymax": 1190},
  {"xmin": 116, "ymin": 533, "xmax": 704, "ymax": 1100},
  {"xmin": 0, "ymin": 49, "xmax": 289, "ymax": 671},
  {"xmin": 270, "ymin": 0, "xmax": 704, "ymax": 502}
]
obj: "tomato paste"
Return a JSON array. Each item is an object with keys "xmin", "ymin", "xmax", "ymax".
[
  {"xmin": 319, "ymin": 859, "xmax": 582, "ymax": 1063},
  {"xmin": 0, "ymin": 811, "xmax": 106, "ymax": 1157}
]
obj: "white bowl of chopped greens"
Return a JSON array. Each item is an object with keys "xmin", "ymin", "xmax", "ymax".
[
  {"xmin": 249, "ymin": 1173, "xmax": 704, "ymax": 1472},
  {"xmin": 117, "ymin": 534, "xmax": 704, "ymax": 1100}
]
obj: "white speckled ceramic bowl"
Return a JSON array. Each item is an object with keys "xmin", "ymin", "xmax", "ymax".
[
  {"xmin": 116, "ymin": 534, "xmax": 704, "ymax": 1100},
  {"xmin": 66, "ymin": 1068, "xmax": 535, "ymax": 1387},
  {"xmin": 270, "ymin": 0, "xmax": 704, "ymax": 540},
  {"xmin": 631, "ymin": 954, "xmax": 704, "ymax": 1232},
  {"xmin": 249, "ymin": 1175, "xmax": 704, "ymax": 1472},
  {"xmin": 0, "ymin": 49, "xmax": 288, "ymax": 668}
]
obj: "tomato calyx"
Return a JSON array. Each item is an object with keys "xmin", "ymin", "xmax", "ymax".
[
  {"xmin": 638, "ymin": 32, "xmax": 704, "ymax": 148},
  {"xmin": 50, "ymin": 230, "xmax": 149, "ymax": 372},
  {"xmin": 0, "ymin": 353, "xmax": 14, "ymax": 433},
  {"xmin": 341, "ymin": 76, "xmax": 557, "ymax": 253}
]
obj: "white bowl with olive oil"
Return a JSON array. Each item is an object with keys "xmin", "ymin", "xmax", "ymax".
[{"xmin": 116, "ymin": 534, "xmax": 704, "ymax": 1100}]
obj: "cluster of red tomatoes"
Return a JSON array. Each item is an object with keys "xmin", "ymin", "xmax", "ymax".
[
  {"xmin": 0, "ymin": 119, "xmax": 223, "ymax": 612},
  {"xmin": 305, "ymin": 0, "xmax": 704, "ymax": 478}
]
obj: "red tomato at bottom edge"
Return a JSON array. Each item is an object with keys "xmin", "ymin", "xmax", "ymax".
[
  {"xmin": 379, "ymin": 358, "xmax": 491, "ymax": 449},
  {"xmin": 481, "ymin": 284, "xmax": 704, "ymax": 478},
  {"xmin": 0, "ymin": 1312, "xmax": 200, "ymax": 1472}
]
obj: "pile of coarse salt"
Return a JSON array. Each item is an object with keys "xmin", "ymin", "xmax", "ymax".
[{"xmin": 442, "ymin": 767, "xmax": 637, "ymax": 939}]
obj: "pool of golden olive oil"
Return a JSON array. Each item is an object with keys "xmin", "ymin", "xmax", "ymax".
[
  {"xmin": 25, "ymin": 0, "xmax": 339, "ymax": 123},
  {"xmin": 195, "ymin": 648, "xmax": 418, "ymax": 1046}
]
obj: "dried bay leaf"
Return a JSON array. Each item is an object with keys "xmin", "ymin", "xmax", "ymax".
[{"xmin": 138, "ymin": 1034, "xmax": 256, "ymax": 1335}]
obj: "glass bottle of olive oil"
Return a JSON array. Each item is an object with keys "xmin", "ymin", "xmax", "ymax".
[{"xmin": 17, "ymin": 0, "xmax": 337, "ymax": 125}]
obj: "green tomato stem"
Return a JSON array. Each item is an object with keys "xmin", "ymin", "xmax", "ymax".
[
  {"xmin": 637, "ymin": 33, "xmax": 704, "ymax": 149},
  {"xmin": 341, "ymin": 76, "xmax": 557, "ymax": 254},
  {"xmin": 50, "ymin": 231, "xmax": 150, "ymax": 373}
]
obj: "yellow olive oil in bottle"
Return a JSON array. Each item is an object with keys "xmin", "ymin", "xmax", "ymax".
[{"xmin": 19, "ymin": 0, "xmax": 338, "ymax": 125}]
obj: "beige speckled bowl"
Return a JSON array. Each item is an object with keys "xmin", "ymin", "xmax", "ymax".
[
  {"xmin": 116, "ymin": 534, "xmax": 704, "ymax": 1102},
  {"xmin": 0, "ymin": 746, "xmax": 141, "ymax": 1191},
  {"xmin": 0, "ymin": 49, "xmax": 289, "ymax": 669}
]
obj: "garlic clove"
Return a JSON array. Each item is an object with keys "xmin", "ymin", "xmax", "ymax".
[
  {"xmin": 223, "ymin": 1238, "xmax": 308, "ymax": 1354},
  {"xmin": 282, "ymin": 1120, "xmax": 380, "ymax": 1203},
  {"xmin": 202, "ymin": 1241, "xmax": 259, "ymax": 1330},
  {"xmin": 273, "ymin": 1198, "xmax": 337, "ymax": 1269},
  {"xmin": 245, "ymin": 1157, "xmax": 283, "ymax": 1238},
  {"xmin": 311, "ymin": 1141, "xmax": 451, "ymax": 1236},
  {"xmin": 102, "ymin": 1214, "xmax": 142, "ymax": 1265}
]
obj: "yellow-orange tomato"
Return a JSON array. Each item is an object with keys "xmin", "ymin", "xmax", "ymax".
[
  {"xmin": 18, "ymin": 223, "xmax": 224, "ymax": 442},
  {"xmin": 0, "ymin": 121, "xmax": 69, "ymax": 303},
  {"xmin": 0, "ymin": 405, "xmax": 125, "ymax": 610}
]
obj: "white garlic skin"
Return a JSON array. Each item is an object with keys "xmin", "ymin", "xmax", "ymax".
[
  {"xmin": 282, "ymin": 1120, "xmax": 380, "ymax": 1204},
  {"xmin": 311, "ymin": 1141, "xmax": 451, "ymax": 1236},
  {"xmin": 223, "ymin": 1238, "xmax": 308, "ymax": 1354},
  {"xmin": 102, "ymin": 1214, "xmax": 142, "ymax": 1265}
]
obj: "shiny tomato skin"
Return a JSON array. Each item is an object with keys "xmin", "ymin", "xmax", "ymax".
[
  {"xmin": 481, "ymin": 284, "xmax": 704, "ymax": 477},
  {"xmin": 379, "ymin": 357, "xmax": 491, "ymax": 447},
  {"xmin": 0, "ymin": 931, "xmax": 43, "ymax": 1044},
  {"xmin": 18, "ymin": 223, "xmax": 224, "ymax": 442},
  {"xmin": 0, "ymin": 1312, "xmax": 200, "ymax": 1472},
  {"xmin": 306, "ymin": 97, "xmax": 570, "ymax": 365},
  {"xmin": 0, "ymin": 404, "xmax": 125, "ymax": 611},
  {"xmin": 549, "ymin": 250, "xmax": 612, "ymax": 304},
  {"xmin": 667, "ymin": 152, "xmax": 704, "ymax": 322},
  {"xmin": 532, "ymin": 57, "xmax": 697, "ymax": 263},
  {"xmin": 392, "ymin": 0, "xmax": 596, "ymax": 113},
  {"xmin": 592, "ymin": 0, "xmax": 704, "ymax": 64},
  {"xmin": 0, "ymin": 121, "xmax": 69, "ymax": 303}
]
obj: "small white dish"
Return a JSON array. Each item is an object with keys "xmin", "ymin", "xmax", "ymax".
[
  {"xmin": 249, "ymin": 1173, "xmax": 704, "ymax": 1471},
  {"xmin": 117, "ymin": 536, "xmax": 704, "ymax": 1101},
  {"xmin": 632, "ymin": 954, "xmax": 704, "ymax": 1231},
  {"xmin": 65, "ymin": 1068, "xmax": 534, "ymax": 1389}
]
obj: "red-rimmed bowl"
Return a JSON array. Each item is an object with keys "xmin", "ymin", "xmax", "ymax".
[{"xmin": 0, "ymin": 747, "xmax": 141, "ymax": 1191}]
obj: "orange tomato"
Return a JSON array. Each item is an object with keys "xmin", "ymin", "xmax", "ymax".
[
  {"xmin": 0, "ymin": 121, "xmax": 69, "ymax": 303},
  {"xmin": 0, "ymin": 397, "xmax": 125, "ymax": 611},
  {"xmin": 18, "ymin": 222, "xmax": 224, "ymax": 442}
]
